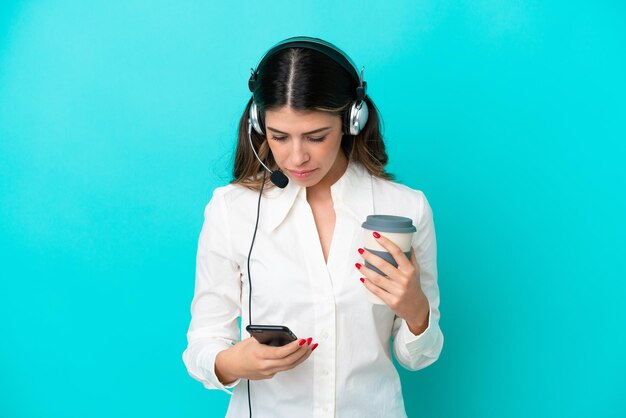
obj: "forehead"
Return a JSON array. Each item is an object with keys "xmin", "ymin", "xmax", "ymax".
[{"xmin": 264, "ymin": 106, "xmax": 339, "ymax": 131}]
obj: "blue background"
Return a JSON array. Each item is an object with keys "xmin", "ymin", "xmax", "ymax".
[{"xmin": 1, "ymin": 1, "xmax": 624, "ymax": 417}]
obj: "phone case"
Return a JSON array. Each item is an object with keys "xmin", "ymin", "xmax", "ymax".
[{"xmin": 246, "ymin": 325, "xmax": 297, "ymax": 347}]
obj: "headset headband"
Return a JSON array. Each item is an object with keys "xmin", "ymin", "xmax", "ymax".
[{"xmin": 248, "ymin": 36, "xmax": 367, "ymax": 101}]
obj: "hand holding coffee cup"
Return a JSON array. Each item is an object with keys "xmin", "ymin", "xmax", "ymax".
[
  {"xmin": 359, "ymin": 215, "xmax": 415, "ymax": 304},
  {"xmin": 356, "ymin": 215, "xmax": 430, "ymax": 332}
]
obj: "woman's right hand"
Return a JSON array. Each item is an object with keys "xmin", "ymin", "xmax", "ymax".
[{"xmin": 215, "ymin": 336, "xmax": 318, "ymax": 383}]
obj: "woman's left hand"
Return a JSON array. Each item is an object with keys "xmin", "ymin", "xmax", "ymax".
[{"xmin": 356, "ymin": 232, "xmax": 430, "ymax": 335}]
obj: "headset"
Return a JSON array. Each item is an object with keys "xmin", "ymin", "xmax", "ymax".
[
  {"xmin": 247, "ymin": 36, "xmax": 370, "ymax": 189},
  {"xmin": 244, "ymin": 36, "xmax": 370, "ymax": 417}
]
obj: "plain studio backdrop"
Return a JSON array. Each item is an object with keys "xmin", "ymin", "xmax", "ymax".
[{"xmin": 0, "ymin": 1, "xmax": 624, "ymax": 417}]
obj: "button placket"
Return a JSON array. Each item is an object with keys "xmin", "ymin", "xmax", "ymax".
[{"xmin": 301, "ymin": 199, "xmax": 337, "ymax": 417}]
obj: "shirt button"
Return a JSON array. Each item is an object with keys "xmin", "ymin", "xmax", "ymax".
[
  {"xmin": 322, "ymin": 369, "xmax": 329, "ymax": 376},
  {"xmin": 321, "ymin": 331, "xmax": 328, "ymax": 340}
]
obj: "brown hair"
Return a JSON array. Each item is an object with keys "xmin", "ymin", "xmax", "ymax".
[{"xmin": 231, "ymin": 47, "xmax": 394, "ymax": 192}]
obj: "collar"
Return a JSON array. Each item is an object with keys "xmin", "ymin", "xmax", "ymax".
[{"xmin": 261, "ymin": 159, "xmax": 375, "ymax": 233}]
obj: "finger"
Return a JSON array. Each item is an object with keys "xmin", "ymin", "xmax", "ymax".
[
  {"xmin": 371, "ymin": 231, "xmax": 413, "ymax": 272},
  {"xmin": 359, "ymin": 248, "xmax": 397, "ymax": 278},
  {"xmin": 260, "ymin": 338, "xmax": 303, "ymax": 359},
  {"xmin": 361, "ymin": 277, "xmax": 393, "ymax": 305},
  {"xmin": 265, "ymin": 341, "xmax": 313, "ymax": 372},
  {"xmin": 289, "ymin": 344, "xmax": 314, "ymax": 368},
  {"xmin": 357, "ymin": 262, "xmax": 400, "ymax": 294},
  {"xmin": 284, "ymin": 342, "xmax": 312, "ymax": 365}
]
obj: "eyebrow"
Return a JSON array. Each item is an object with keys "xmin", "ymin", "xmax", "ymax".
[{"xmin": 266, "ymin": 126, "xmax": 332, "ymax": 135}]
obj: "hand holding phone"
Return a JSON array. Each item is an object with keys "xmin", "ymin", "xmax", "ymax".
[{"xmin": 215, "ymin": 325, "xmax": 318, "ymax": 383}]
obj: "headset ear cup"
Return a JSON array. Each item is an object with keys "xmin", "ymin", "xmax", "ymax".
[
  {"xmin": 258, "ymin": 107, "xmax": 265, "ymax": 134},
  {"xmin": 356, "ymin": 100, "xmax": 369, "ymax": 135},
  {"xmin": 342, "ymin": 107, "xmax": 351, "ymax": 136},
  {"xmin": 345, "ymin": 100, "xmax": 369, "ymax": 136},
  {"xmin": 249, "ymin": 101, "xmax": 264, "ymax": 135}
]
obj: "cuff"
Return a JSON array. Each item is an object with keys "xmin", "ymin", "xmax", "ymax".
[
  {"xmin": 397, "ymin": 303, "xmax": 440, "ymax": 358},
  {"xmin": 197, "ymin": 344, "xmax": 242, "ymax": 394}
]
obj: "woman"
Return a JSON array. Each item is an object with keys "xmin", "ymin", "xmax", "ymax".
[{"xmin": 182, "ymin": 36, "xmax": 444, "ymax": 417}]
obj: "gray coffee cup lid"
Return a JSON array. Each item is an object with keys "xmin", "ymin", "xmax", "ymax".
[{"xmin": 361, "ymin": 215, "xmax": 416, "ymax": 233}]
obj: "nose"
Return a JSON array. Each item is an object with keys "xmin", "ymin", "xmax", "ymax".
[{"xmin": 290, "ymin": 139, "xmax": 309, "ymax": 166}]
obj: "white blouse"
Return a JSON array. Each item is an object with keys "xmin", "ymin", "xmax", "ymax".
[{"xmin": 182, "ymin": 159, "xmax": 444, "ymax": 418}]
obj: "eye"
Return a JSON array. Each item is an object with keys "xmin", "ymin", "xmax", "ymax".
[
  {"xmin": 271, "ymin": 136, "xmax": 287, "ymax": 141},
  {"xmin": 308, "ymin": 136, "xmax": 327, "ymax": 142}
]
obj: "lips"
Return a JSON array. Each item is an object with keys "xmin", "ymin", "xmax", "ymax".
[{"xmin": 288, "ymin": 168, "xmax": 317, "ymax": 178}]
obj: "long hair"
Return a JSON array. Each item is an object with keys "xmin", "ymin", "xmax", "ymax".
[{"xmin": 231, "ymin": 46, "xmax": 394, "ymax": 191}]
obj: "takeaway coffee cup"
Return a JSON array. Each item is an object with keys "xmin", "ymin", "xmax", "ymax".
[{"xmin": 361, "ymin": 215, "xmax": 416, "ymax": 304}]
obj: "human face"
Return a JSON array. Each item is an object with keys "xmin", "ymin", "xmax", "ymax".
[{"xmin": 264, "ymin": 106, "xmax": 347, "ymax": 189}]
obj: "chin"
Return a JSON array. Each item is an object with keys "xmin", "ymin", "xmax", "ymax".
[
  {"xmin": 296, "ymin": 177, "xmax": 324, "ymax": 189},
  {"xmin": 290, "ymin": 176, "xmax": 316, "ymax": 185}
]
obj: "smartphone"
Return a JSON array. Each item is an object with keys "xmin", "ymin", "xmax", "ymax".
[{"xmin": 246, "ymin": 325, "xmax": 298, "ymax": 347}]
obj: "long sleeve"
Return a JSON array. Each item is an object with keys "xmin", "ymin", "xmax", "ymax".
[
  {"xmin": 392, "ymin": 191, "xmax": 444, "ymax": 371},
  {"xmin": 181, "ymin": 188, "xmax": 243, "ymax": 394}
]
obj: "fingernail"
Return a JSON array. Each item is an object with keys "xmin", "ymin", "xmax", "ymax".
[
  {"xmin": 358, "ymin": 248, "xmax": 364, "ymax": 254},
  {"xmin": 373, "ymin": 231, "xmax": 381, "ymax": 239},
  {"xmin": 298, "ymin": 339, "xmax": 306, "ymax": 346},
  {"xmin": 311, "ymin": 343, "xmax": 319, "ymax": 351},
  {"xmin": 355, "ymin": 263, "xmax": 362, "ymax": 269},
  {"xmin": 360, "ymin": 278, "xmax": 365, "ymax": 283},
  {"xmin": 306, "ymin": 337, "xmax": 312, "ymax": 345}
]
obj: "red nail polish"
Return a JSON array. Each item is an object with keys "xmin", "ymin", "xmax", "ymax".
[
  {"xmin": 373, "ymin": 231, "xmax": 381, "ymax": 239},
  {"xmin": 311, "ymin": 343, "xmax": 319, "ymax": 351},
  {"xmin": 306, "ymin": 337, "xmax": 312, "ymax": 345},
  {"xmin": 358, "ymin": 248, "xmax": 364, "ymax": 254},
  {"xmin": 355, "ymin": 263, "xmax": 362, "ymax": 269},
  {"xmin": 360, "ymin": 278, "xmax": 365, "ymax": 283},
  {"xmin": 298, "ymin": 339, "xmax": 306, "ymax": 346}
]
